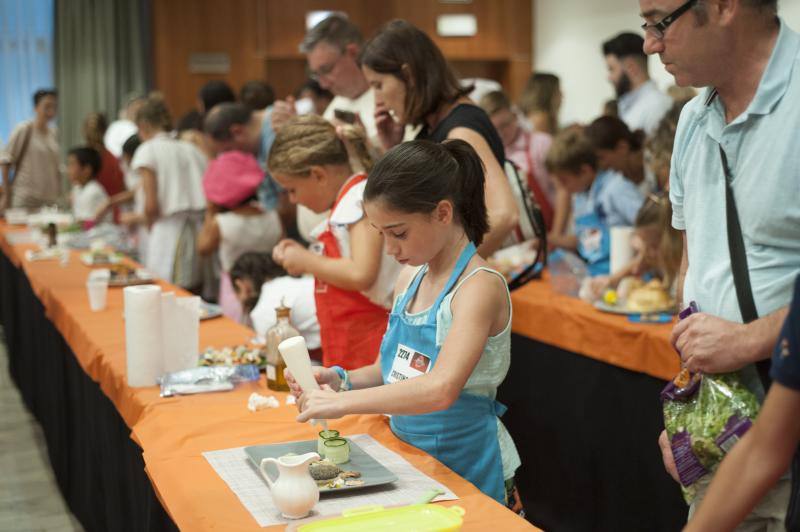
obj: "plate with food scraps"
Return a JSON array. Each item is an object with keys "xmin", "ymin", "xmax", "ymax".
[
  {"xmin": 80, "ymin": 251, "xmax": 123, "ymax": 266},
  {"xmin": 200, "ymin": 301, "xmax": 223, "ymax": 320},
  {"xmin": 199, "ymin": 345, "xmax": 266, "ymax": 367},
  {"xmin": 108, "ymin": 265, "xmax": 155, "ymax": 287},
  {"xmin": 245, "ymin": 438, "xmax": 398, "ymax": 493}
]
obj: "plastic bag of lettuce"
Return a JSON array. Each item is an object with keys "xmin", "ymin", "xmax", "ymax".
[{"xmin": 660, "ymin": 303, "xmax": 760, "ymax": 503}]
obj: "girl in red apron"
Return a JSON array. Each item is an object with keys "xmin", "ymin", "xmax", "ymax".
[
  {"xmin": 285, "ymin": 139, "xmax": 523, "ymax": 509},
  {"xmin": 268, "ymin": 115, "xmax": 402, "ymax": 370}
]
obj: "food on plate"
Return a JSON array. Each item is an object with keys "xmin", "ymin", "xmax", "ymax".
[
  {"xmin": 308, "ymin": 460, "xmax": 341, "ymax": 481},
  {"xmin": 616, "ymin": 277, "xmax": 644, "ymax": 304},
  {"xmin": 200, "ymin": 345, "xmax": 266, "ymax": 367},
  {"xmin": 308, "ymin": 457, "xmax": 362, "ymax": 488},
  {"xmin": 109, "ymin": 263, "xmax": 136, "ymax": 279},
  {"xmin": 602, "ymin": 289, "xmax": 618, "ymax": 306},
  {"xmin": 322, "ymin": 437, "xmax": 350, "ymax": 464},
  {"xmin": 627, "ymin": 279, "xmax": 673, "ymax": 312},
  {"xmin": 317, "ymin": 429, "xmax": 340, "ymax": 455}
]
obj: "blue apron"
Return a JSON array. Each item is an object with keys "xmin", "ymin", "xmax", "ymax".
[
  {"xmin": 379, "ymin": 242, "xmax": 507, "ymax": 503},
  {"xmin": 575, "ymin": 173, "xmax": 611, "ymax": 276}
]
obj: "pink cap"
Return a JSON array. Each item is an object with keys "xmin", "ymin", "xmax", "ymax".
[{"xmin": 203, "ymin": 151, "xmax": 264, "ymax": 209}]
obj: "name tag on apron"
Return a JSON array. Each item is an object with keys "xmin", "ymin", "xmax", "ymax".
[{"xmin": 387, "ymin": 343, "xmax": 433, "ymax": 383}]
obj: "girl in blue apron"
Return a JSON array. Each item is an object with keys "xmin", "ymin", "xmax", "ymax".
[{"xmin": 287, "ymin": 139, "xmax": 522, "ymax": 508}]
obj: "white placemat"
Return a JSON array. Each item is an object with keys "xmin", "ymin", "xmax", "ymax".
[
  {"xmin": 5, "ymin": 230, "xmax": 35, "ymax": 245},
  {"xmin": 203, "ymin": 433, "xmax": 458, "ymax": 527}
]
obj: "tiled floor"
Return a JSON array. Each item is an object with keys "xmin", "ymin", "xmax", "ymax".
[{"xmin": 0, "ymin": 329, "xmax": 83, "ymax": 531}]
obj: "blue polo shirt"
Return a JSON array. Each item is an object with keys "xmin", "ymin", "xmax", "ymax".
[
  {"xmin": 572, "ymin": 168, "xmax": 643, "ymax": 228},
  {"xmin": 771, "ymin": 276, "xmax": 800, "ymax": 390},
  {"xmin": 670, "ymin": 19, "xmax": 800, "ymax": 326}
]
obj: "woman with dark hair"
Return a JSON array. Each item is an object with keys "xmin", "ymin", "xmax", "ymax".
[
  {"xmin": 0, "ymin": 89, "xmax": 61, "ymax": 210},
  {"xmin": 360, "ymin": 19, "xmax": 518, "ymax": 257}
]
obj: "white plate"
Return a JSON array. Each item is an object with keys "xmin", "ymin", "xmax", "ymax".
[
  {"xmin": 80, "ymin": 252, "xmax": 122, "ymax": 266},
  {"xmin": 593, "ymin": 300, "xmax": 677, "ymax": 316}
]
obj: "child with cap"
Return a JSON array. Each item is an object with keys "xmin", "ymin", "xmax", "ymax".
[{"xmin": 198, "ymin": 150, "xmax": 282, "ymax": 322}]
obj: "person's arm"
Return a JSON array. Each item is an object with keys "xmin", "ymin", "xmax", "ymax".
[
  {"xmin": 676, "ymin": 231, "xmax": 688, "ymax": 306},
  {"xmin": 550, "ymin": 182, "xmax": 571, "ymax": 237},
  {"xmin": 139, "ymin": 168, "xmax": 159, "ymax": 227},
  {"xmin": 273, "ymin": 218, "xmax": 383, "ymax": 292},
  {"xmin": 685, "ymin": 382, "xmax": 800, "ymax": 532},
  {"xmin": 448, "ymin": 127, "xmax": 518, "ymax": 257},
  {"xmin": 0, "ymin": 164, "xmax": 11, "ymax": 211},
  {"xmin": 95, "ymin": 188, "xmax": 136, "ymax": 221},
  {"xmin": 548, "ymin": 232, "xmax": 577, "ymax": 251},
  {"xmin": 284, "ymin": 266, "xmax": 417, "ymax": 397},
  {"xmin": 296, "ymin": 269, "xmax": 508, "ymax": 420},
  {"xmin": 197, "ymin": 206, "xmax": 221, "ymax": 256},
  {"xmin": 671, "ymin": 307, "xmax": 789, "ymax": 374}
]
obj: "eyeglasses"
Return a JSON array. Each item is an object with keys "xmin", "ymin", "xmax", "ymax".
[
  {"xmin": 309, "ymin": 52, "xmax": 343, "ymax": 82},
  {"xmin": 641, "ymin": 0, "xmax": 698, "ymax": 40}
]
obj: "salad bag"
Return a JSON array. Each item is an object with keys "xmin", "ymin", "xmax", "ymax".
[{"xmin": 660, "ymin": 302, "xmax": 760, "ymax": 503}]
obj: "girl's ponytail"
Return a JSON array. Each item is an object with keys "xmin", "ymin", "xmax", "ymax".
[
  {"xmin": 364, "ymin": 139, "xmax": 490, "ymax": 246},
  {"xmin": 441, "ymin": 139, "xmax": 489, "ymax": 246}
]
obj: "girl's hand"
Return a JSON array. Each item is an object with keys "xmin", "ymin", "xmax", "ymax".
[
  {"xmin": 374, "ymin": 102, "xmax": 404, "ymax": 152},
  {"xmin": 297, "ymin": 386, "xmax": 345, "ymax": 422},
  {"xmin": 272, "ymin": 239, "xmax": 304, "ymax": 270},
  {"xmin": 285, "ymin": 366, "xmax": 343, "ymax": 400},
  {"xmin": 587, "ymin": 275, "xmax": 611, "ymax": 300},
  {"xmin": 275, "ymin": 240, "xmax": 313, "ymax": 276}
]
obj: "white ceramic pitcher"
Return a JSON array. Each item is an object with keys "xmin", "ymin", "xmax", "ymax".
[{"xmin": 259, "ymin": 452, "xmax": 320, "ymax": 519}]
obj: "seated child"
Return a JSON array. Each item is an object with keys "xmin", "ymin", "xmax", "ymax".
[
  {"xmin": 268, "ymin": 115, "xmax": 403, "ymax": 370},
  {"xmin": 545, "ymin": 127, "xmax": 644, "ymax": 276},
  {"xmin": 585, "ymin": 102, "xmax": 687, "ymax": 298},
  {"xmin": 198, "ymin": 150, "xmax": 283, "ymax": 322},
  {"xmin": 67, "ymin": 146, "xmax": 110, "ymax": 226},
  {"xmin": 230, "ymin": 252, "xmax": 321, "ymax": 355},
  {"xmin": 586, "ymin": 192, "xmax": 682, "ymax": 299}
]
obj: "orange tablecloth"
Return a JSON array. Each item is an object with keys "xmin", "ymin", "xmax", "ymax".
[
  {"xmin": 511, "ymin": 278, "xmax": 681, "ymax": 381},
  {"xmin": 0, "ymin": 221, "xmax": 536, "ymax": 531}
]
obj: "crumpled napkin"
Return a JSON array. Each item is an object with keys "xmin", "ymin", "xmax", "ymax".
[{"xmin": 247, "ymin": 392, "xmax": 280, "ymax": 412}]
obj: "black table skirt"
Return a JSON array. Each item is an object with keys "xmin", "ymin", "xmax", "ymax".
[
  {"xmin": 498, "ymin": 333, "xmax": 688, "ymax": 531},
  {"xmin": 0, "ymin": 251, "xmax": 177, "ymax": 532}
]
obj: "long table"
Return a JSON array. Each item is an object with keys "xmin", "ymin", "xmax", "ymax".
[
  {"xmin": 0, "ymin": 221, "xmax": 535, "ymax": 532},
  {"xmin": 500, "ymin": 279, "xmax": 689, "ymax": 530}
]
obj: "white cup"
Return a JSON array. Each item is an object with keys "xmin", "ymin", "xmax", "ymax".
[{"xmin": 86, "ymin": 278, "xmax": 109, "ymax": 311}]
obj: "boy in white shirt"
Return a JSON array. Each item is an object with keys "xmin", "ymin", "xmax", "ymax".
[{"xmin": 67, "ymin": 147, "xmax": 109, "ymax": 225}]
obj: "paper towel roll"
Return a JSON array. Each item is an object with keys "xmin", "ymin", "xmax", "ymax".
[
  {"xmin": 124, "ymin": 284, "xmax": 164, "ymax": 387},
  {"xmin": 162, "ymin": 293, "xmax": 200, "ymax": 374},
  {"xmin": 610, "ymin": 226, "xmax": 635, "ymax": 275}
]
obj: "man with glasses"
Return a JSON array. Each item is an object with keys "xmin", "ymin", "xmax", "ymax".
[
  {"xmin": 269, "ymin": 14, "xmax": 376, "ymax": 241},
  {"xmin": 272, "ymin": 14, "xmax": 377, "ymax": 138},
  {"xmin": 602, "ymin": 32, "xmax": 672, "ymax": 136},
  {"xmin": 640, "ymin": 0, "xmax": 800, "ymax": 527}
]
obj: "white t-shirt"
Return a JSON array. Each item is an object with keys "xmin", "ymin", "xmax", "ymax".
[
  {"xmin": 131, "ymin": 132, "xmax": 207, "ymax": 217},
  {"xmin": 323, "ymin": 89, "xmax": 377, "ymax": 140},
  {"xmin": 309, "ymin": 176, "xmax": 403, "ymax": 309},
  {"xmin": 71, "ymin": 180, "xmax": 109, "ymax": 222},
  {"xmin": 104, "ymin": 119, "xmax": 138, "ymax": 158},
  {"xmin": 250, "ymin": 276, "xmax": 321, "ymax": 350},
  {"xmin": 215, "ymin": 209, "xmax": 282, "ymax": 271},
  {"xmin": 618, "ymin": 80, "xmax": 673, "ymax": 137}
]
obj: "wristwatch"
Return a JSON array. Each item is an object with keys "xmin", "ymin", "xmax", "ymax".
[{"xmin": 329, "ymin": 365, "xmax": 352, "ymax": 392}]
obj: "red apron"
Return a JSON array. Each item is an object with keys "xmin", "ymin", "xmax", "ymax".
[{"xmin": 314, "ymin": 173, "xmax": 389, "ymax": 370}]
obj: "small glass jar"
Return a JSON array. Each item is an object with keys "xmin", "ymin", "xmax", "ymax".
[{"xmin": 265, "ymin": 304, "xmax": 300, "ymax": 392}]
